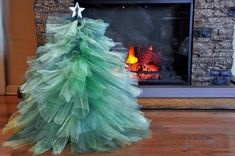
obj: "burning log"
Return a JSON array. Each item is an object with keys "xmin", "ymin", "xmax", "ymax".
[{"xmin": 125, "ymin": 46, "xmax": 161, "ymax": 80}]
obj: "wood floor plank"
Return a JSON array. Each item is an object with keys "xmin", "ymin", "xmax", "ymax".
[{"xmin": 1, "ymin": 96, "xmax": 235, "ymax": 155}]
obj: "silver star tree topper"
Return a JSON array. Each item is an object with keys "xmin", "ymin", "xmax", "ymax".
[{"xmin": 69, "ymin": 2, "xmax": 85, "ymax": 18}]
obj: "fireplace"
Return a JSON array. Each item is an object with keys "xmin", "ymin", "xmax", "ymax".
[
  {"xmin": 34, "ymin": 0, "xmax": 235, "ymax": 97},
  {"xmin": 78, "ymin": 0, "xmax": 194, "ymax": 85}
]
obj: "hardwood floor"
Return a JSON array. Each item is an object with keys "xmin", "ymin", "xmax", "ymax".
[{"xmin": 1, "ymin": 96, "xmax": 235, "ymax": 156}]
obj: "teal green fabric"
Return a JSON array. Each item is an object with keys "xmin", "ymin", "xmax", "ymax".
[{"xmin": 3, "ymin": 18, "xmax": 151, "ymax": 155}]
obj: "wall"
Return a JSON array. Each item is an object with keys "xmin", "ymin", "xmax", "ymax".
[
  {"xmin": 6, "ymin": 0, "xmax": 37, "ymax": 93},
  {"xmin": 0, "ymin": 0, "xmax": 6, "ymax": 94}
]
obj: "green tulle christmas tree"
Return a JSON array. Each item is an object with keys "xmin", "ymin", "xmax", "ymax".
[{"xmin": 3, "ymin": 4, "xmax": 151, "ymax": 155}]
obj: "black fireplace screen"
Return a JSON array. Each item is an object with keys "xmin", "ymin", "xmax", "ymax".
[{"xmin": 79, "ymin": 0, "xmax": 193, "ymax": 85}]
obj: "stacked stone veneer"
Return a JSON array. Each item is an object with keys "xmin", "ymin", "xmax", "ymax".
[
  {"xmin": 34, "ymin": 0, "xmax": 73, "ymax": 46},
  {"xmin": 34, "ymin": 0, "xmax": 235, "ymax": 86},
  {"xmin": 193, "ymin": 0, "xmax": 235, "ymax": 85}
]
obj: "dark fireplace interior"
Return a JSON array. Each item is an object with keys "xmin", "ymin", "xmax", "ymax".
[{"xmin": 79, "ymin": 0, "xmax": 193, "ymax": 85}]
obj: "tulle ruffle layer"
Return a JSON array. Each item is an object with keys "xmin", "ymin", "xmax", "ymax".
[{"xmin": 3, "ymin": 18, "xmax": 151, "ymax": 155}]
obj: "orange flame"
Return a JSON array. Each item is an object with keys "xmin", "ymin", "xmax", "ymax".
[{"xmin": 126, "ymin": 47, "xmax": 138, "ymax": 64}]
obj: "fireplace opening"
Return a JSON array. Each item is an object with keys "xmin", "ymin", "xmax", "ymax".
[{"xmin": 79, "ymin": 0, "xmax": 193, "ymax": 85}]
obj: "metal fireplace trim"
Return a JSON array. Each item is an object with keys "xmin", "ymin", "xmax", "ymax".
[
  {"xmin": 78, "ymin": 0, "xmax": 193, "ymax": 4},
  {"xmin": 78, "ymin": 0, "xmax": 194, "ymax": 86}
]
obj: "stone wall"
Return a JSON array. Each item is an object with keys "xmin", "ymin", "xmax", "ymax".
[
  {"xmin": 193, "ymin": 0, "xmax": 235, "ymax": 85},
  {"xmin": 34, "ymin": 0, "xmax": 73, "ymax": 46},
  {"xmin": 34, "ymin": 0, "xmax": 235, "ymax": 86}
]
